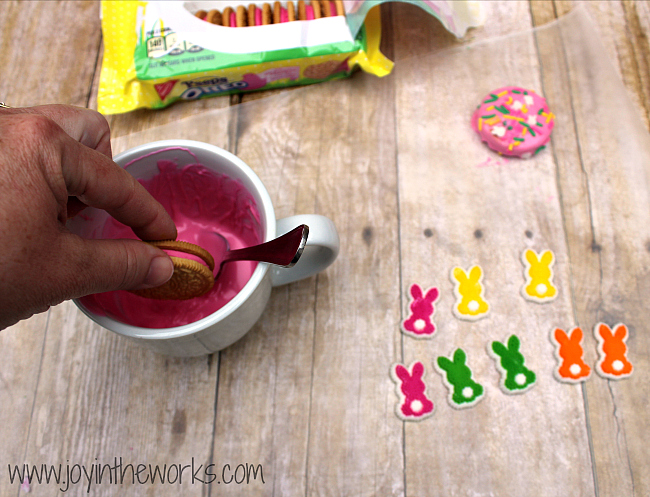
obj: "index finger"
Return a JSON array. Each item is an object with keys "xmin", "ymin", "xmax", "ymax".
[{"xmin": 60, "ymin": 130, "xmax": 177, "ymax": 241}]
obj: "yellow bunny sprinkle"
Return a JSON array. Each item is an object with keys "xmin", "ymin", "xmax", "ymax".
[
  {"xmin": 450, "ymin": 265, "xmax": 490, "ymax": 321},
  {"xmin": 521, "ymin": 249, "xmax": 558, "ymax": 303}
]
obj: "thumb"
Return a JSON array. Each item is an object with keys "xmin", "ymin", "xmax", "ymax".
[{"xmin": 59, "ymin": 235, "xmax": 174, "ymax": 296}]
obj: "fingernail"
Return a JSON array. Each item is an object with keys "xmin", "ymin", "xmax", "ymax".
[{"xmin": 143, "ymin": 256, "xmax": 174, "ymax": 288}]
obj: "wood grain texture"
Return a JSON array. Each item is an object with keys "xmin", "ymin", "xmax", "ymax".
[
  {"xmin": 0, "ymin": 313, "xmax": 48, "ymax": 495},
  {"xmin": 109, "ymin": 104, "xmax": 233, "ymax": 155},
  {"xmin": 528, "ymin": 0, "xmax": 559, "ymax": 27},
  {"xmin": 210, "ymin": 73, "xmax": 404, "ymax": 495},
  {"xmin": 385, "ymin": 1, "xmax": 537, "ymax": 62},
  {"xmin": 0, "ymin": 3, "xmax": 103, "ymax": 495},
  {"xmin": 1, "ymin": 2, "xmax": 650, "ymax": 496},
  {"xmin": 535, "ymin": 9, "xmax": 650, "ymax": 495},
  {"xmin": 19, "ymin": 303, "xmax": 218, "ymax": 497},
  {"xmin": 0, "ymin": 1, "xmax": 101, "ymax": 107},
  {"xmin": 530, "ymin": 4, "xmax": 650, "ymax": 494},
  {"xmin": 577, "ymin": 1, "xmax": 650, "ymax": 132},
  {"xmin": 391, "ymin": 3, "xmax": 595, "ymax": 495},
  {"xmin": 531, "ymin": 0, "xmax": 650, "ymax": 132}
]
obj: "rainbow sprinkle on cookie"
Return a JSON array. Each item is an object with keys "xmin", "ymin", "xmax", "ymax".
[{"xmin": 472, "ymin": 86, "xmax": 555, "ymax": 159}]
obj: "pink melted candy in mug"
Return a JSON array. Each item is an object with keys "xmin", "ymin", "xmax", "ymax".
[
  {"xmin": 79, "ymin": 158, "xmax": 263, "ymax": 328},
  {"xmin": 69, "ymin": 140, "xmax": 340, "ymax": 357}
]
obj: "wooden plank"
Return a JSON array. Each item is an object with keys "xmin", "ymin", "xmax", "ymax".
[
  {"xmin": 18, "ymin": 302, "xmax": 218, "ymax": 497},
  {"xmin": 209, "ymin": 73, "xmax": 404, "ymax": 494},
  {"xmin": 535, "ymin": 8, "xmax": 650, "ymax": 495},
  {"xmin": 523, "ymin": 9, "xmax": 650, "ymax": 489},
  {"xmin": 2, "ymin": 2, "xmax": 649, "ymax": 496},
  {"xmin": 0, "ymin": 1, "xmax": 101, "ymax": 107},
  {"xmin": 533, "ymin": 1, "xmax": 650, "ymax": 132},
  {"xmin": 583, "ymin": 0, "xmax": 650, "ymax": 130},
  {"xmin": 622, "ymin": 0, "xmax": 650, "ymax": 128},
  {"xmin": 391, "ymin": 3, "xmax": 596, "ymax": 496},
  {"xmin": 529, "ymin": 0, "xmax": 559, "ymax": 27},
  {"xmin": 0, "ymin": 313, "xmax": 48, "ymax": 494},
  {"xmin": 389, "ymin": 0, "xmax": 536, "ymax": 61},
  {"xmin": 107, "ymin": 103, "xmax": 234, "ymax": 155},
  {"xmin": 0, "ymin": 2, "xmax": 103, "ymax": 494},
  {"xmin": 303, "ymin": 74, "xmax": 403, "ymax": 494},
  {"xmin": 203, "ymin": 93, "xmax": 324, "ymax": 494}
]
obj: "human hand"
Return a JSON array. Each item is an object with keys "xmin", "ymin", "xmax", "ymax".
[{"xmin": 0, "ymin": 105, "xmax": 177, "ymax": 330}]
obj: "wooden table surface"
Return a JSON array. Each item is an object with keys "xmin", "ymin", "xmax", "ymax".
[{"xmin": 1, "ymin": 1, "xmax": 649, "ymax": 496}]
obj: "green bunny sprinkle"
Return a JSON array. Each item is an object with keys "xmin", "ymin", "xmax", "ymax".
[
  {"xmin": 490, "ymin": 335, "xmax": 536, "ymax": 393},
  {"xmin": 435, "ymin": 348, "xmax": 484, "ymax": 408}
]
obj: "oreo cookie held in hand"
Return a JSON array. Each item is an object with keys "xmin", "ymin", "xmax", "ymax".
[
  {"xmin": 130, "ymin": 240, "xmax": 215, "ymax": 300},
  {"xmin": 471, "ymin": 86, "xmax": 555, "ymax": 158}
]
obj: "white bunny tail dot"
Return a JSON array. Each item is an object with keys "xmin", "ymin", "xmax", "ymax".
[
  {"xmin": 462, "ymin": 387, "xmax": 474, "ymax": 399},
  {"xmin": 569, "ymin": 364, "xmax": 581, "ymax": 376},
  {"xmin": 612, "ymin": 360, "xmax": 624, "ymax": 371},
  {"xmin": 536, "ymin": 283, "xmax": 547, "ymax": 295},
  {"xmin": 468, "ymin": 300, "xmax": 479, "ymax": 312},
  {"xmin": 515, "ymin": 373, "xmax": 527, "ymax": 386},
  {"xmin": 414, "ymin": 319, "xmax": 426, "ymax": 331},
  {"xmin": 410, "ymin": 400, "xmax": 423, "ymax": 413}
]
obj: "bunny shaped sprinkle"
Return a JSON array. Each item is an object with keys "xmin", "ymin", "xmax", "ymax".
[
  {"xmin": 551, "ymin": 327, "xmax": 591, "ymax": 383},
  {"xmin": 489, "ymin": 335, "xmax": 536, "ymax": 393},
  {"xmin": 594, "ymin": 323, "xmax": 633, "ymax": 380},
  {"xmin": 435, "ymin": 348, "xmax": 485, "ymax": 409},
  {"xmin": 521, "ymin": 249, "xmax": 558, "ymax": 303},
  {"xmin": 390, "ymin": 361, "xmax": 435, "ymax": 421},
  {"xmin": 401, "ymin": 284, "xmax": 440, "ymax": 338},
  {"xmin": 450, "ymin": 265, "xmax": 490, "ymax": 321}
]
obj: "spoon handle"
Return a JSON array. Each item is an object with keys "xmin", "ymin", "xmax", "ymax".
[{"xmin": 223, "ymin": 224, "xmax": 309, "ymax": 267}]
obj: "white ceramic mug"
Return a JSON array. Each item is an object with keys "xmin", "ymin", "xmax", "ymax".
[{"xmin": 69, "ymin": 140, "xmax": 339, "ymax": 357}]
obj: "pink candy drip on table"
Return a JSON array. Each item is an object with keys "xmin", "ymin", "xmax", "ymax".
[{"xmin": 80, "ymin": 158, "xmax": 263, "ymax": 329}]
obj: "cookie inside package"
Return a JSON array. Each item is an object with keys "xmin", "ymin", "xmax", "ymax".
[{"xmin": 98, "ymin": 1, "xmax": 485, "ymax": 114}]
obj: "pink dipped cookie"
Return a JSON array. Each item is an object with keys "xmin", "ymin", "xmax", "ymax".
[{"xmin": 472, "ymin": 86, "xmax": 555, "ymax": 158}]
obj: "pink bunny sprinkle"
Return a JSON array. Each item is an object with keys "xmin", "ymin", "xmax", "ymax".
[
  {"xmin": 402, "ymin": 284, "xmax": 440, "ymax": 337},
  {"xmin": 392, "ymin": 362, "xmax": 434, "ymax": 420}
]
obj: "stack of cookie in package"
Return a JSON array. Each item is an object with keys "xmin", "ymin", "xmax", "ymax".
[{"xmin": 98, "ymin": 0, "xmax": 485, "ymax": 114}]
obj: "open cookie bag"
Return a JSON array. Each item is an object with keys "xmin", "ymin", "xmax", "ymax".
[{"xmin": 98, "ymin": 0, "xmax": 484, "ymax": 113}]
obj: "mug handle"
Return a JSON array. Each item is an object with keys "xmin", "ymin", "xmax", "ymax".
[{"xmin": 270, "ymin": 215, "xmax": 340, "ymax": 287}]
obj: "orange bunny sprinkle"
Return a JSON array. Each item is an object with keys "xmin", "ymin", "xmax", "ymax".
[
  {"xmin": 594, "ymin": 323, "xmax": 633, "ymax": 380},
  {"xmin": 551, "ymin": 327, "xmax": 591, "ymax": 383}
]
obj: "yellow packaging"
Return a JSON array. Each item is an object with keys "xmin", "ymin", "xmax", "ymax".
[{"xmin": 98, "ymin": 1, "xmax": 393, "ymax": 114}]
